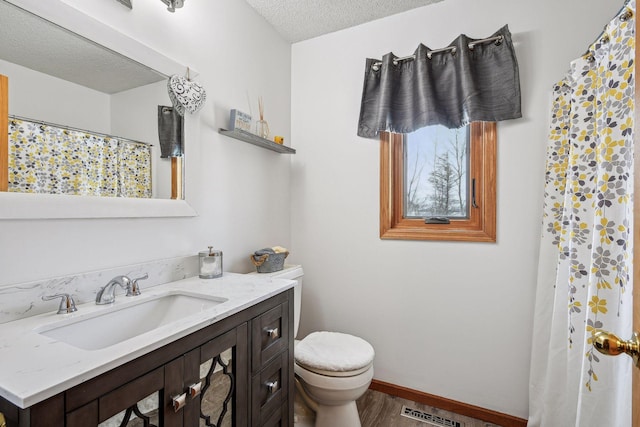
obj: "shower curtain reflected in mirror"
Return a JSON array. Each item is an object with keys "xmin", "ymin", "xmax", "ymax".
[
  {"xmin": 528, "ymin": 1, "xmax": 635, "ymax": 426},
  {"xmin": 8, "ymin": 118, "xmax": 152, "ymax": 198}
]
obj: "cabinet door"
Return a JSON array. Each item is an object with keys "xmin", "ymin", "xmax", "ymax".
[
  {"xmin": 183, "ymin": 323, "xmax": 249, "ymax": 427},
  {"xmin": 66, "ymin": 360, "xmax": 184, "ymax": 427}
]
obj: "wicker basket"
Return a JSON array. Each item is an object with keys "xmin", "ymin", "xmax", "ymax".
[{"xmin": 251, "ymin": 251, "xmax": 289, "ymax": 273}]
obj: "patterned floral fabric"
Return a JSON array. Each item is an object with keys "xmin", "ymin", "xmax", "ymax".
[
  {"xmin": 529, "ymin": 2, "xmax": 634, "ymax": 426},
  {"xmin": 8, "ymin": 119, "xmax": 151, "ymax": 198}
]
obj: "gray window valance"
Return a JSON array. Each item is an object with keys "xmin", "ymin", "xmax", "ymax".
[{"xmin": 357, "ymin": 25, "xmax": 522, "ymax": 138}]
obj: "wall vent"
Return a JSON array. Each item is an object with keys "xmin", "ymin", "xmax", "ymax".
[{"xmin": 400, "ymin": 405, "xmax": 464, "ymax": 427}]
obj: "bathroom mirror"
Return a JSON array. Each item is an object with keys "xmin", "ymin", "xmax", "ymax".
[{"xmin": 0, "ymin": 0, "xmax": 196, "ymax": 218}]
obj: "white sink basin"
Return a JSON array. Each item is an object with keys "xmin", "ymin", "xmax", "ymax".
[{"xmin": 36, "ymin": 292, "xmax": 227, "ymax": 350}]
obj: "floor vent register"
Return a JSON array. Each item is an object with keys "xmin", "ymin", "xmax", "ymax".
[{"xmin": 400, "ymin": 405, "xmax": 464, "ymax": 427}]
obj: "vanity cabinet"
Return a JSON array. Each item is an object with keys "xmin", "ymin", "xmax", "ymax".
[{"xmin": 0, "ymin": 289, "xmax": 294, "ymax": 427}]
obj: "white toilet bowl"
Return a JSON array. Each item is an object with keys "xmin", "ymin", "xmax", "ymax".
[
  {"xmin": 249, "ymin": 266, "xmax": 375, "ymax": 426},
  {"xmin": 295, "ymin": 362, "xmax": 373, "ymax": 427},
  {"xmin": 294, "ymin": 331, "xmax": 374, "ymax": 427}
]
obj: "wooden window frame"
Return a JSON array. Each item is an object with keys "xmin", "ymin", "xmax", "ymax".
[{"xmin": 380, "ymin": 121, "xmax": 496, "ymax": 242}]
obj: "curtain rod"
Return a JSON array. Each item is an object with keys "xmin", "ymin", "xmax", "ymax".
[
  {"xmin": 8, "ymin": 114, "xmax": 153, "ymax": 147},
  {"xmin": 371, "ymin": 34, "xmax": 504, "ymax": 70}
]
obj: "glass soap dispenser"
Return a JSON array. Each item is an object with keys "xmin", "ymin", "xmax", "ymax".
[{"xmin": 199, "ymin": 246, "xmax": 223, "ymax": 279}]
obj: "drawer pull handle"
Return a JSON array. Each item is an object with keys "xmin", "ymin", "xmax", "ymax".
[
  {"xmin": 172, "ymin": 393, "xmax": 187, "ymax": 412},
  {"xmin": 265, "ymin": 327, "xmax": 279, "ymax": 339},
  {"xmin": 266, "ymin": 380, "xmax": 279, "ymax": 394},
  {"xmin": 189, "ymin": 381, "xmax": 203, "ymax": 398}
]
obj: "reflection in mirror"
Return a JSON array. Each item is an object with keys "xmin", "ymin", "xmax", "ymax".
[
  {"xmin": 7, "ymin": 116, "xmax": 153, "ymax": 198},
  {"xmin": 99, "ymin": 391, "xmax": 160, "ymax": 427},
  {"xmin": 200, "ymin": 348, "xmax": 234, "ymax": 427},
  {"xmin": 0, "ymin": 0, "xmax": 184, "ymax": 200}
]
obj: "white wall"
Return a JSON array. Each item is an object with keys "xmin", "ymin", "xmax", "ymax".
[
  {"xmin": 0, "ymin": 0, "xmax": 292, "ymax": 284},
  {"xmin": 0, "ymin": 59, "xmax": 111, "ymax": 132},
  {"xmin": 290, "ymin": 0, "xmax": 622, "ymax": 419},
  {"xmin": 110, "ymin": 81, "xmax": 175, "ymax": 199}
]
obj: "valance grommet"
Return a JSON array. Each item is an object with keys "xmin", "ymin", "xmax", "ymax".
[{"xmin": 468, "ymin": 34, "xmax": 503, "ymax": 50}]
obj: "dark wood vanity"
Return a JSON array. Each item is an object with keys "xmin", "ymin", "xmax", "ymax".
[{"xmin": 0, "ymin": 289, "xmax": 293, "ymax": 427}]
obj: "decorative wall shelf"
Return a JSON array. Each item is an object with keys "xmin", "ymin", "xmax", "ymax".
[{"xmin": 219, "ymin": 128, "xmax": 296, "ymax": 154}]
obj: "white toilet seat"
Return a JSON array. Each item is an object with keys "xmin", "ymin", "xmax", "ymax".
[
  {"xmin": 296, "ymin": 361, "xmax": 373, "ymax": 377},
  {"xmin": 295, "ymin": 361, "xmax": 374, "ymax": 391},
  {"xmin": 295, "ymin": 331, "xmax": 375, "ymax": 375}
]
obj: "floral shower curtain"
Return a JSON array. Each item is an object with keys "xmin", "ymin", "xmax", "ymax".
[
  {"xmin": 528, "ymin": 1, "xmax": 635, "ymax": 426},
  {"xmin": 8, "ymin": 118, "xmax": 151, "ymax": 198}
]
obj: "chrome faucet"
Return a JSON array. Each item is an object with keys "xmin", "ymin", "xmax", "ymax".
[
  {"xmin": 96, "ymin": 276, "xmax": 131, "ymax": 305},
  {"xmin": 96, "ymin": 274, "xmax": 148, "ymax": 305}
]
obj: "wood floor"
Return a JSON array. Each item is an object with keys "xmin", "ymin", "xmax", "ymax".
[{"xmin": 356, "ymin": 389, "xmax": 500, "ymax": 427}]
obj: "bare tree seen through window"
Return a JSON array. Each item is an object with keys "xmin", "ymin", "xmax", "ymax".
[{"xmin": 404, "ymin": 125, "xmax": 469, "ymax": 218}]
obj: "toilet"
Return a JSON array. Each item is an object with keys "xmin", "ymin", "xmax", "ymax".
[{"xmin": 252, "ymin": 265, "xmax": 374, "ymax": 427}]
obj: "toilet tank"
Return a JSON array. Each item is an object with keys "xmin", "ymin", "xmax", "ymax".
[{"xmin": 249, "ymin": 265, "xmax": 303, "ymax": 338}]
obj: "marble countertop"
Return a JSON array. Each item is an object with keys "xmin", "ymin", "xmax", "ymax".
[{"xmin": 0, "ymin": 272, "xmax": 294, "ymax": 408}]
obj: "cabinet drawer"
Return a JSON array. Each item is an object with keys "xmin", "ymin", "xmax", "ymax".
[
  {"xmin": 261, "ymin": 402, "xmax": 290, "ymax": 427},
  {"xmin": 251, "ymin": 301, "xmax": 289, "ymax": 373},
  {"xmin": 251, "ymin": 351, "xmax": 288, "ymax": 427}
]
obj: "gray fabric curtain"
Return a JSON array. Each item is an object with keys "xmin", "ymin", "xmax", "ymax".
[
  {"xmin": 158, "ymin": 105, "xmax": 184, "ymax": 158},
  {"xmin": 357, "ymin": 25, "xmax": 521, "ymax": 138}
]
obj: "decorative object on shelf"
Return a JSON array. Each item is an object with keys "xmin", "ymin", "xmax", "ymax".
[
  {"xmin": 167, "ymin": 69, "xmax": 206, "ymax": 115},
  {"xmin": 199, "ymin": 246, "xmax": 223, "ymax": 279},
  {"xmin": 160, "ymin": 0, "xmax": 185, "ymax": 12},
  {"xmin": 251, "ymin": 246, "xmax": 289, "ymax": 273},
  {"xmin": 229, "ymin": 109, "xmax": 252, "ymax": 132},
  {"xmin": 274, "ymin": 136, "xmax": 284, "ymax": 145},
  {"xmin": 158, "ymin": 106, "xmax": 184, "ymax": 158},
  {"xmin": 255, "ymin": 96, "xmax": 269, "ymax": 139}
]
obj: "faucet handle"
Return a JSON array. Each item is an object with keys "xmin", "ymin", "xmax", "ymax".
[
  {"xmin": 42, "ymin": 293, "xmax": 78, "ymax": 314},
  {"xmin": 128, "ymin": 273, "xmax": 149, "ymax": 296}
]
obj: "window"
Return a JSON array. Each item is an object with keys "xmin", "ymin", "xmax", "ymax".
[{"xmin": 380, "ymin": 122, "xmax": 496, "ymax": 242}]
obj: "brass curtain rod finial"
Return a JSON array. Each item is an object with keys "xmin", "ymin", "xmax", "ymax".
[{"xmin": 593, "ymin": 330, "xmax": 640, "ymax": 368}]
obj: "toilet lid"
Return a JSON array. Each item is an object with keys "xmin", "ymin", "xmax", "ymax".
[{"xmin": 295, "ymin": 331, "xmax": 375, "ymax": 373}]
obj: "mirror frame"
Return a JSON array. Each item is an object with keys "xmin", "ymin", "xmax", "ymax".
[{"xmin": 0, "ymin": 0, "xmax": 197, "ymax": 219}]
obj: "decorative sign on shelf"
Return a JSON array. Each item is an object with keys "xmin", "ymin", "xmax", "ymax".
[{"xmin": 229, "ymin": 109, "xmax": 252, "ymax": 132}]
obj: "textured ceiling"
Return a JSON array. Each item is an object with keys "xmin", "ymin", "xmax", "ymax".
[
  {"xmin": 0, "ymin": 1, "xmax": 165, "ymax": 94},
  {"xmin": 245, "ymin": 0, "xmax": 445, "ymax": 43}
]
